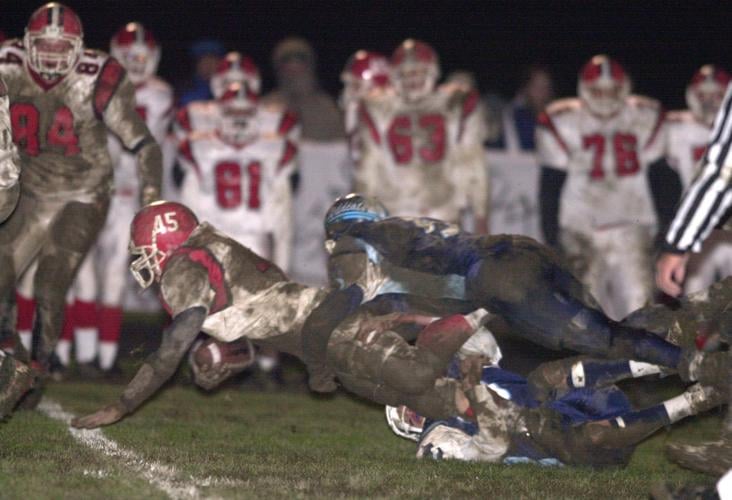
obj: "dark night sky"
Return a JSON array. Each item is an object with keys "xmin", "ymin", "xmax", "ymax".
[{"xmin": 2, "ymin": 0, "xmax": 732, "ymax": 108}]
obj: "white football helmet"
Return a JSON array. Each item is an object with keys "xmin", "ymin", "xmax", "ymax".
[
  {"xmin": 578, "ymin": 55, "xmax": 630, "ymax": 118},
  {"xmin": 110, "ymin": 22, "xmax": 161, "ymax": 85},
  {"xmin": 24, "ymin": 3, "xmax": 84, "ymax": 80},
  {"xmin": 385, "ymin": 405, "xmax": 426, "ymax": 441},
  {"xmin": 210, "ymin": 51, "xmax": 261, "ymax": 99},
  {"xmin": 686, "ymin": 65, "xmax": 731, "ymax": 127},
  {"xmin": 391, "ymin": 39, "xmax": 440, "ymax": 102}
]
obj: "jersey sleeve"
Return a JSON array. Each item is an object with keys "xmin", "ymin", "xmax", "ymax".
[
  {"xmin": 160, "ymin": 254, "xmax": 215, "ymax": 317},
  {"xmin": 665, "ymin": 82, "xmax": 732, "ymax": 252},
  {"xmin": 97, "ymin": 57, "xmax": 162, "ymax": 204},
  {"xmin": 536, "ymin": 110, "xmax": 571, "ymax": 170},
  {"xmin": 642, "ymin": 105, "xmax": 667, "ymax": 164}
]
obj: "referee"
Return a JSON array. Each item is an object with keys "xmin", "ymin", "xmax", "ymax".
[{"xmin": 656, "ymin": 82, "xmax": 732, "ymax": 479}]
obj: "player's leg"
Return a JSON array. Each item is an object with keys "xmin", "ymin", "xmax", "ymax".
[
  {"xmin": 526, "ymin": 356, "xmax": 662, "ymax": 402},
  {"xmin": 0, "ymin": 349, "xmax": 35, "ymax": 418},
  {"xmin": 605, "ymin": 225, "xmax": 654, "ymax": 321},
  {"xmin": 96, "ymin": 196, "xmax": 135, "ymax": 373},
  {"xmin": 15, "ymin": 261, "xmax": 37, "ymax": 356},
  {"xmin": 465, "ymin": 241, "xmax": 682, "ymax": 369},
  {"xmin": 70, "ymin": 254, "xmax": 98, "ymax": 369},
  {"xmin": 32, "ymin": 200, "xmax": 108, "ymax": 368}
]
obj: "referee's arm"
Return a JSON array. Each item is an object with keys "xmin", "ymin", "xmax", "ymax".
[{"xmin": 657, "ymin": 82, "xmax": 732, "ymax": 296}]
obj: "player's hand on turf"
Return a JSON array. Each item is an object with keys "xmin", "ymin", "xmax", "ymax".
[
  {"xmin": 71, "ymin": 402, "xmax": 126, "ymax": 429},
  {"xmin": 655, "ymin": 252, "xmax": 689, "ymax": 297}
]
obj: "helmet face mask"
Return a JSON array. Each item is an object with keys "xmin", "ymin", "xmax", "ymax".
[
  {"xmin": 217, "ymin": 83, "xmax": 259, "ymax": 145},
  {"xmin": 578, "ymin": 55, "xmax": 630, "ymax": 118},
  {"xmin": 24, "ymin": 3, "xmax": 84, "ymax": 80},
  {"xmin": 686, "ymin": 65, "xmax": 731, "ymax": 127},
  {"xmin": 391, "ymin": 40, "xmax": 439, "ymax": 102},
  {"xmin": 129, "ymin": 242, "xmax": 164, "ymax": 288}
]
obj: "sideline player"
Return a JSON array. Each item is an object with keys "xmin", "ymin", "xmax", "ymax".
[
  {"xmin": 177, "ymin": 82, "xmax": 295, "ymax": 272},
  {"xmin": 0, "ymin": 3, "xmax": 162, "ymax": 372},
  {"xmin": 356, "ymin": 39, "xmax": 489, "ymax": 232},
  {"xmin": 537, "ymin": 55, "xmax": 667, "ymax": 320},
  {"xmin": 664, "ymin": 65, "xmax": 732, "ymax": 294}
]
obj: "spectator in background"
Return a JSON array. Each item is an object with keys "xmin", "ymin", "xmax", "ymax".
[
  {"xmin": 262, "ymin": 37, "xmax": 345, "ymax": 141},
  {"xmin": 490, "ymin": 64, "xmax": 554, "ymax": 150},
  {"xmin": 178, "ymin": 39, "xmax": 225, "ymax": 106}
]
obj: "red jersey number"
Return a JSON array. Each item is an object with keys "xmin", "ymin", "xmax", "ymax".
[
  {"xmin": 692, "ymin": 145, "xmax": 707, "ymax": 164},
  {"xmin": 582, "ymin": 133, "xmax": 639, "ymax": 180},
  {"xmin": 214, "ymin": 161, "xmax": 262, "ymax": 210},
  {"xmin": 387, "ymin": 113, "xmax": 446, "ymax": 165},
  {"xmin": 11, "ymin": 103, "xmax": 80, "ymax": 157}
]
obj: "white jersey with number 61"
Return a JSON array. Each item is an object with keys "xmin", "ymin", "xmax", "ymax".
[{"xmin": 177, "ymin": 132, "xmax": 296, "ymax": 271}]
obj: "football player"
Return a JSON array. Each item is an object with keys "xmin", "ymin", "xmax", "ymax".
[
  {"xmin": 537, "ymin": 55, "xmax": 666, "ymax": 320},
  {"xmin": 339, "ymin": 50, "xmax": 391, "ymax": 152},
  {"xmin": 178, "ymin": 82, "xmax": 295, "ymax": 272},
  {"xmin": 70, "ymin": 202, "xmax": 498, "ymax": 428},
  {"xmin": 665, "ymin": 65, "xmax": 732, "ymax": 294},
  {"xmin": 356, "ymin": 39, "xmax": 489, "ymax": 233},
  {"xmin": 0, "ymin": 3, "xmax": 162, "ymax": 372},
  {"xmin": 301, "ymin": 194, "xmax": 708, "ymax": 393}
]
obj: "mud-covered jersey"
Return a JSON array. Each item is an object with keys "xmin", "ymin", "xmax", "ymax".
[
  {"xmin": 357, "ymin": 87, "xmax": 488, "ymax": 221},
  {"xmin": 107, "ymin": 76, "xmax": 173, "ymax": 197},
  {"xmin": 536, "ymin": 95, "xmax": 665, "ymax": 233},
  {"xmin": 176, "ymin": 131, "xmax": 296, "ymax": 269},
  {"xmin": 0, "ymin": 39, "xmax": 161, "ymax": 203},
  {"xmin": 0, "ymin": 75, "xmax": 18, "ymax": 188},
  {"xmin": 664, "ymin": 110, "xmax": 711, "ymax": 189},
  {"xmin": 173, "ymin": 98, "xmax": 300, "ymax": 145},
  {"xmin": 159, "ymin": 223, "xmax": 325, "ymax": 354}
]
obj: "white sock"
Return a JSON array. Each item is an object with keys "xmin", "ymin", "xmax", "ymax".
[
  {"xmin": 74, "ymin": 327, "xmax": 98, "ymax": 364},
  {"xmin": 98, "ymin": 341, "xmax": 118, "ymax": 371},
  {"xmin": 55, "ymin": 339, "xmax": 71, "ymax": 366},
  {"xmin": 663, "ymin": 392, "xmax": 694, "ymax": 423},
  {"xmin": 628, "ymin": 361, "xmax": 661, "ymax": 378},
  {"xmin": 18, "ymin": 330, "xmax": 31, "ymax": 353}
]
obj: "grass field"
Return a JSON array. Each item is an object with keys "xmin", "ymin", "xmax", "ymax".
[{"xmin": 0, "ymin": 314, "xmax": 724, "ymax": 499}]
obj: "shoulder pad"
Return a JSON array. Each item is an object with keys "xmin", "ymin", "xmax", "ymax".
[
  {"xmin": 145, "ymin": 76, "xmax": 174, "ymax": 95},
  {"xmin": 277, "ymin": 109, "xmax": 299, "ymax": 136},
  {"xmin": 626, "ymin": 94, "xmax": 661, "ymax": 111},
  {"xmin": 93, "ymin": 56, "xmax": 127, "ymax": 118},
  {"xmin": 544, "ymin": 98, "xmax": 582, "ymax": 117},
  {"xmin": 665, "ymin": 110, "xmax": 693, "ymax": 124},
  {"xmin": 169, "ymin": 246, "xmax": 231, "ymax": 314}
]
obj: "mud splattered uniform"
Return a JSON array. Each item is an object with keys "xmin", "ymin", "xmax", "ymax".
[
  {"xmin": 0, "ymin": 39, "xmax": 162, "ymax": 365},
  {"xmin": 0, "ymin": 75, "xmax": 19, "ymax": 222},
  {"xmin": 114, "ymin": 223, "xmax": 468, "ymax": 420},
  {"xmin": 303, "ymin": 217, "xmax": 682, "ymax": 388}
]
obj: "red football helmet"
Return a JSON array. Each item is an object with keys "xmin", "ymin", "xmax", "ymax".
[
  {"xmin": 210, "ymin": 51, "xmax": 261, "ymax": 100},
  {"xmin": 129, "ymin": 201, "xmax": 199, "ymax": 288},
  {"xmin": 578, "ymin": 55, "xmax": 630, "ymax": 118},
  {"xmin": 24, "ymin": 2, "xmax": 84, "ymax": 80},
  {"xmin": 217, "ymin": 82, "xmax": 259, "ymax": 145},
  {"xmin": 391, "ymin": 39, "xmax": 440, "ymax": 101},
  {"xmin": 341, "ymin": 50, "xmax": 390, "ymax": 100},
  {"xmin": 110, "ymin": 22, "xmax": 160, "ymax": 85},
  {"xmin": 686, "ymin": 65, "xmax": 731, "ymax": 127}
]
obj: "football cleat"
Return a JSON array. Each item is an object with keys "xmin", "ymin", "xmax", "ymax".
[
  {"xmin": 110, "ymin": 22, "xmax": 160, "ymax": 85},
  {"xmin": 391, "ymin": 39, "xmax": 439, "ymax": 102},
  {"xmin": 24, "ymin": 2, "xmax": 84, "ymax": 80},
  {"xmin": 686, "ymin": 65, "xmax": 731, "ymax": 127},
  {"xmin": 129, "ymin": 201, "xmax": 199, "ymax": 288},
  {"xmin": 577, "ymin": 55, "xmax": 630, "ymax": 118},
  {"xmin": 323, "ymin": 193, "xmax": 389, "ymax": 239}
]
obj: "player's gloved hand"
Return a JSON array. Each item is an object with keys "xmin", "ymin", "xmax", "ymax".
[{"xmin": 71, "ymin": 402, "xmax": 126, "ymax": 429}]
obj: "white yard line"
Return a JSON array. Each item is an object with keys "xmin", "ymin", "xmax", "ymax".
[{"xmin": 37, "ymin": 397, "xmax": 243, "ymax": 500}]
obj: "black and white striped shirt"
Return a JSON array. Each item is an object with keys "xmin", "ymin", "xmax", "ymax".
[{"xmin": 666, "ymin": 82, "xmax": 732, "ymax": 253}]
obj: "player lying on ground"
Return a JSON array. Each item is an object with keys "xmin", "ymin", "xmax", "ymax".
[
  {"xmin": 302, "ymin": 194, "xmax": 711, "ymax": 392},
  {"xmin": 70, "ymin": 202, "xmax": 498, "ymax": 429}
]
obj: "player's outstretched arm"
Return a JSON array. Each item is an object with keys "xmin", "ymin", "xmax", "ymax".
[{"xmin": 71, "ymin": 307, "xmax": 206, "ymax": 429}]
